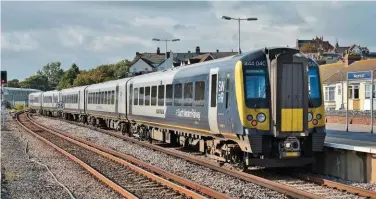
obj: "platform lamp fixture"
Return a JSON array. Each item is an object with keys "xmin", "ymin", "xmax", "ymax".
[
  {"xmin": 152, "ymin": 38, "xmax": 180, "ymax": 60},
  {"xmin": 221, "ymin": 16, "xmax": 258, "ymax": 54}
]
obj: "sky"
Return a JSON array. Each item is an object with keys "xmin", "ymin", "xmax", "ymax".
[{"xmin": 1, "ymin": 1, "xmax": 376, "ymax": 81}]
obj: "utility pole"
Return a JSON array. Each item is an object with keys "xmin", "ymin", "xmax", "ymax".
[{"xmin": 221, "ymin": 16, "xmax": 258, "ymax": 54}]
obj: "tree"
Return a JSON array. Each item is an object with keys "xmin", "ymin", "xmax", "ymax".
[
  {"xmin": 6, "ymin": 79, "xmax": 20, "ymax": 88},
  {"xmin": 57, "ymin": 63, "xmax": 80, "ymax": 90},
  {"xmin": 38, "ymin": 61, "xmax": 64, "ymax": 89},
  {"xmin": 19, "ymin": 74, "xmax": 49, "ymax": 91},
  {"xmin": 300, "ymin": 43, "xmax": 316, "ymax": 53},
  {"xmin": 114, "ymin": 59, "xmax": 132, "ymax": 78}
]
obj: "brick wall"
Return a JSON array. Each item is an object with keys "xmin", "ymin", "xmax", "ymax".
[{"xmin": 326, "ymin": 115, "xmax": 376, "ymax": 125}]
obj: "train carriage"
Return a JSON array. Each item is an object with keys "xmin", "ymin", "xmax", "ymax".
[
  {"xmin": 41, "ymin": 90, "xmax": 61, "ymax": 116},
  {"xmin": 29, "ymin": 46, "xmax": 326, "ymax": 168},
  {"xmin": 28, "ymin": 91, "xmax": 43, "ymax": 112},
  {"xmin": 60, "ymin": 86, "xmax": 88, "ymax": 120}
]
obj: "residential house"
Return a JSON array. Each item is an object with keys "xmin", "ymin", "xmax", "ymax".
[
  {"xmin": 296, "ymin": 36, "xmax": 335, "ymax": 52},
  {"xmin": 128, "ymin": 46, "xmax": 237, "ymax": 75}
]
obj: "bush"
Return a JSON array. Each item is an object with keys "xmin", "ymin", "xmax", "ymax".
[{"xmin": 14, "ymin": 104, "xmax": 25, "ymax": 111}]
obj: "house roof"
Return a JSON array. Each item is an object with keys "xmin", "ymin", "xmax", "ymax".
[
  {"xmin": 130, "ymin": 57, "xmax": 157, "ymax": 68},
  {"xmin": 321, "ymin": 59, "xmax": 376, "ymax": 84}
]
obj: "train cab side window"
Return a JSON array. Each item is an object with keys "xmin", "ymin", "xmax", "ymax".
[
  {"xmin": 139, "ymin": 87, "xmax": 144, "ymax": 105},
  {"xmin": 166, "ymin": 84, "xmax": 173, "ymax": 106},
  {"xmin": 158, "ymin": 85, "xmax": 164, "ymax": 106},
  {"xmin": 225, "ymin": 73, "xmax": 230, "ymax": 109},
  {"xmin": 211, "ymin": 74, "xmax": 217, "ymax": 107},
  {"xmin": 174, "ymin": 83, "xmax": 182, "ymax": 106},
  {"xmin": 145, "ymin": 87, "xmax": 150, "ymax": 106},
  {"xmin": 134, "ymin": 88, "xmax": 139, "ymax": 105},
  {"xmin": 194, "ymin": 81, "xmax": 205, "ymax": 107},
  {"xmin": 184, "ymin": 82, "xmax": 193, "ymax": 106},
  {"xmin": 151, "ymin": 86, "xmax": 157, "ymax": 106}
]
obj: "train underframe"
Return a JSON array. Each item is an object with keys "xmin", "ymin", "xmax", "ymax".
[{"xmin": 35, "ymin": 109, "xmax": 324, "ymax": 169}]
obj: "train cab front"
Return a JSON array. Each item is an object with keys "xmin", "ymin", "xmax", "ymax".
[{"xmin": 235, "ymin": 47, "xmax": 326, "ymax": 168}]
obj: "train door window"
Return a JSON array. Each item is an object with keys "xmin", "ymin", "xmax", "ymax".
[
  {"xmin": 111, "ymin": 91, "xmax": 115, "ymax": 104},
  {"xmin": 158, "ymin": 85, "xmax": 164, "ymax": 106},
  {"xmin": 145, "ymin": 87, "xmax": 150, "ymax": 105},
  {"xmin": 139, "ymin": 87, "xmax": 144, "ymax": 105},
  {"xmin": 166, "ymin": 84, "xmax": 173, "ymax": 106},
  {"xmin": 88, "ymin": 93, "xmax": 91, "ymax": 104},
  {"xmin": 134, "ymin": 88, "xmax": 139, "ymax": 105},
  {"xmin": 211, "ymin": 74, "xmax": 217, "ymax": 107},
  {"xmin": 183, "ymin": 82, "xmax": 193, "ymax": 106},
  {"xmin": 174, "ymin": 83, "xmax": 182, "ymax": 106},
  {"xmin": 194, "ymin": 81, "xmax": 205, "ymax": 107},
  {"xmin": 151, "ymin": 86, "xmax": 157, "ymax": 106},
  {"xmin": 225, "ymin": 73, "xmax": 230, "ymax": 109}
]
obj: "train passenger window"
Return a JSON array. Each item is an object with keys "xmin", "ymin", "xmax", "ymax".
[
  {"xmin": 134, "ymin": 88, "xmax": 138, "ymax": 105},
  {"xmin": 211, "ymin": 74, "xmax": 217, "ymax": 107},
  {"xmin": 194, "ymin": 81, "xmax": 205, "ymax": 107},
  {"xmin": 88, "ymin": 93, "xmax": 91, "ymax": 104},
  {"xmin": 139, "ymin": 87, "xmax": 144, "ymax": 105},
  {"xmin": 158, "ymin": 85, "xmax": 164, "ymax": 106},
  {"xmin": 104, "ymin": 91, "xmax": 107, "ymax": 104},
  {"xmin": 95, "ymin": 92, "xmax": 98, "ymax": 104},
  {"xmin": 111, "ymin": 91, "xmax": 115, "ymax": 104},
  {"xmin": 183, "ymin": 82, "xmax": 193, "ymax": 106},
  {"xmin": 225, "ymin": 73, "xmax": 230, "ymax": 109},
  {"xmin": 166, "ymin": 84, "xmax": 173, "ymax": 106},
  {"xmin": 174, "ymin": 83, "xmax": 182, "ymax": 106},
  {"xmin": 145, "ymin": 87, "xmax": 150, "ymax": 106},
  {"xmin": 102, "ymin": 92, "xmax": 105, "ymax": 104},
  {"xmin": 151, "ymin": 86, "xmax": 157, "ymax": 106}
]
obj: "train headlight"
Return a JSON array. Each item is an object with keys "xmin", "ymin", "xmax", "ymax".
[
  {"xmin": 247, "ymin": 114, "xmax": 253, "ymax": 121},
  {"xmin": 316, "ymin": 114, "xmax": 322, "ymax": 120},
  {"xmin": 308, "ymin": 112, "xmax": 313, "ymax": 122},
  {"xmin": 256, "ymin": 113, "xmax": 266, "ymax": 123}
]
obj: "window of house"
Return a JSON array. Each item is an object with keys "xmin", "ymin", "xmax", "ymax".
[
  {"xmin": 365, "ymin": 84, "xmax": 376, "ymax": 99},
  {"xmin": 145, "ymin": 87, "xmax": 150, "ymax": 105},
  {"xmin": 151, "ymin": 86, "xmax": 157, "ymax": 106},
  {"xmin": 174, "ymin": 83, "xmax": 182, "ymax": 106},
  {"xmin": 337, "ymin": 85, "xmax": 342, "ymax": 95},
  {"xmin": 158, "ymin": 85, "xmax": 164, "ymax": 106},
  {"xmin": 166, "ymin": 84, "xmax": 173, "ymax": 106},
  {"xmin": 324, "ymin": 86, "xmax": 335, "ymax": 101},
  {"xmin": 139, "ymin": 87, "xmax": 144, "ymax": 105},
  {"xmin": 183, "ymin": 82, "xmax": 193, "ymax": 106},
  {"xmin": 348, "ymin": 85, "xmax": 359, "ymax": 99},
  {"xmin": 194, "ymin": 81, "xmax": 205, "ymax": 107}
]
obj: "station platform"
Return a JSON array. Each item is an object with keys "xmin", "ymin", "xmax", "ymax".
[{"xmin": 313, "ymin": 124, "xmax": 376, "ymax": 183}]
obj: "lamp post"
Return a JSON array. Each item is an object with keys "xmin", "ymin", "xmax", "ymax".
[
  {"xmin": 152, "ymin": 38, "xmax": 180, "ymax": 60},
  {"xmin": 221, "ymin": 16, "xmax": 258, "ymax": 54}
]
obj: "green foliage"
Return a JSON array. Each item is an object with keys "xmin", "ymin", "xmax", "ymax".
[
  {"xmin": 14, "ymin": 104, "xmax": 25, "ymax": 111},
  {"xmin": 6, "ymin": 79, "xmax": 20, "ymax": 88},
  {"xmin": 19, "ymin": 74, "xmax": 49, "ymax": 91},
  {"xmin": 37, "ymin": 61, "xmax": 64, "ymax": 90},
  {"xmin": 57, "ymin": 63, "xmax": 80, "ymax": 90}
]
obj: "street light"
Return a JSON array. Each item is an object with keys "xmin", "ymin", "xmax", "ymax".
[
  {"xmin": 221, "ymin": 15, "xmax": 258, "ymax": 54},
  {"xmin": 152, "ymin": 38, "xmax": 181, "ymax": 60}
]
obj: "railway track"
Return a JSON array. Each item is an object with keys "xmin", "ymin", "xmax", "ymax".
[
  {"xmin": 16, "ymin": 111, "xmax": 229, "ymax": 199},
  {"xmin": 29, "ymin": 113, "xmax": 376, "ymax": 199}
]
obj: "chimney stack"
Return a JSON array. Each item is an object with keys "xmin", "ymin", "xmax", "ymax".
[
  {"xmin": 216, "ymin": 49, "xmax": 219, "ymax": 53},
  {"xmin": 188, "ymin": 50, "xmax": 191, "ymax": 53},
  {"xmin": 157, "ymin": 47, "xmax": 160, "ymax": 55},
  {"xmin": 196, "ymin": 46, "xmax": 200, "ymax": 54},
  {"xmin": 167, "ymin": 51, "xmax": 170, "ymax": 58},
  {"xmin": 136, "ymin": 52, "xmax": 140, "ymax": 56}
]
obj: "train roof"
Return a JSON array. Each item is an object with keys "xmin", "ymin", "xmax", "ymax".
[
  {"xmin": 60, "ymin": 85, "xmax": 88, "ymax": 93},
  {"xmin": 85, "ymin": 77, "xmax": 131, "ymax": 90}
]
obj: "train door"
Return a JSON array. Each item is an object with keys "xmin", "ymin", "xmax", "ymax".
[
  {"xmin": 115, "ymin": 85, "xmax": 119, "ymax": 117},
  {"xmin": 208, "ymin": 68, "xmax": 220, "ymax": 134},
  {"xmin": 217, "ymin": 70, "xmax": 232, "ymax": 133},
  {"xmin": 128, "ymin": 83, "xmax": 133, "ymax": 115}
]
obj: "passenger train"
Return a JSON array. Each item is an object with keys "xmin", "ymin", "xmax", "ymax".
[{"xmin": 29, "ymin": 47, "xmax": 326, "ymax": 168}]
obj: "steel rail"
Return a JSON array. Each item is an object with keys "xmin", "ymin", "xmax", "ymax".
[
  {"xmin": 26, "ymin": 113, "xmax": 229, "ymax": 199},
  {"xmin": 15, "ymin": 112, "xmax": 138, "ymax": 199},
  {"xmin": 295, "ymin": 173, "xmax": 376, "ymax": 198},
  {"xmin": 31, "ymin": 114, "xmax": 325, "ymax": 199}
]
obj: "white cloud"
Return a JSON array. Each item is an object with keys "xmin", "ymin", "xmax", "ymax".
[
  {"xmin": 85, "ymin": 35, "xmax": 153, "ymax": 52},
  {"xmin": 129, "ymin": 16, "xmax": 177, "ymax": 27},
  {"xmin": 58, "ymin": 26, "xmax": 88, "ymax": 48},
  {"xmin": 1, "ymin": 32, "xmax": 39, "ymax": 52}
]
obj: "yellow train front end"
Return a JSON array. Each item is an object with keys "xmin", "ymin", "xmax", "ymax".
[{"xmin": 235, "ymin": 48, "xmax": 326, "ymax": 167}]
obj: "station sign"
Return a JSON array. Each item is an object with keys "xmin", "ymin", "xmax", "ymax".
[{"xmin": 347, "ymin": 71, "xmax": 372, "ymax": 80}]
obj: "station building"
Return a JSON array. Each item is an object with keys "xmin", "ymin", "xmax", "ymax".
[
  {"xmin": 321, "ymin": 57, "xmax": 376, "ymax": 111},
  {"xmin": 1, "ymin": 87, "xmax": 42, "ymax": 108}
]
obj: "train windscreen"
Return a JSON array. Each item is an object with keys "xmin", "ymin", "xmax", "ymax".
[
  {"xmin": 308, "ymin": 61, "xmax": 322, "ymax": 107},
  {"xmin": 244, "ymin": 68, "xmax": 268, "ymax": 108}
]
